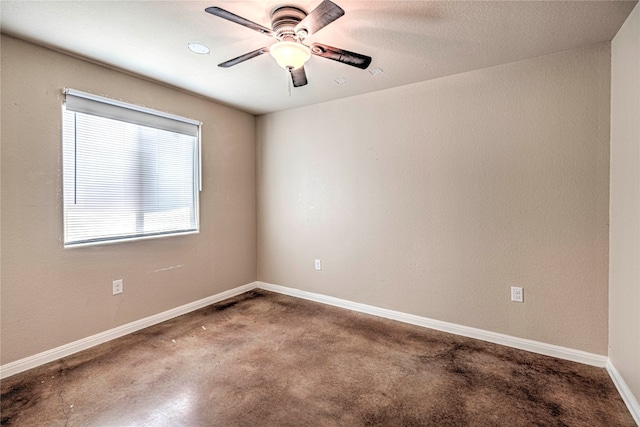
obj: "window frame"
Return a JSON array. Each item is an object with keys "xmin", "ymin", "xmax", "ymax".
[{"xmin": 61, "ymin": 88, "xmax": 202, "ymax": 248}]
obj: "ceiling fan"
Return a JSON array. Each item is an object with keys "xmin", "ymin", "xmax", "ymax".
[{"xmin": 205, "ymin": 0, "xmax": 372, "ymax": 88}]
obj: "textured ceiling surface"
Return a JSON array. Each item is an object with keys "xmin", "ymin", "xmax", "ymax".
[{"xmin": 1, "ymin": 1, "xmax": 636, "ymax": 115}]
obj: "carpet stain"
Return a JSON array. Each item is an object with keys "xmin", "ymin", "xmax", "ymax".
[{"xmin": 1, "ymin": 290, "xmax": 635, "ymax": 426}]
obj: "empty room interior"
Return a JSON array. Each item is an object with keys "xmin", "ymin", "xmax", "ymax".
[{"xmin": 1, "ymin": 0, "xmax": 639, "ymax": 425}]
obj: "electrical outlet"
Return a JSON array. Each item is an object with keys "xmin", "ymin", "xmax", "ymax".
[
  {"xmin": 511, "ymin": 286, "xmax": 523, "ymax": 303},
  {"xmin": 113, "ymin": 279, "xmax": 123, "ymax": 295},
  {"xmin": 314, "ymin": 259, "xmax": 322, "ymax": 271}
]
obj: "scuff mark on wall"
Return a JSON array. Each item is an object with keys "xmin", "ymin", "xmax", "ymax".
[{"xmin": 151, "ymin": 265, "xmax": 184, "ymax": 274}]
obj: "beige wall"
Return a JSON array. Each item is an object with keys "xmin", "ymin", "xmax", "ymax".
[
  {"xmin": 610, "ymin": 2, "xmax": 640, "ymax": 404},
  {"xmin": 0, "ymin": 35, "xmax": 257, "ymax": 365},
  {"xmin": 257, "ymin": 44, "xmax": 611, "ymax": 355}
]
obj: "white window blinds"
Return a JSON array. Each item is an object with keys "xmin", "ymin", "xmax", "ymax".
[{"xmin": 62, "ymin": 89, "xmax": 201, "ymax": 247}]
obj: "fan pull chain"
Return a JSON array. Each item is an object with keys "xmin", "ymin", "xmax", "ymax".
[{"xmin": 287, "ymin": 70, "xmax": 292, "ymax": 97}]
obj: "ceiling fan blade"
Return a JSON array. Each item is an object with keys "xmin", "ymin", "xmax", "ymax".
[
  {"xmin": 218, "ymin": 47, "xmax": 270, "ymax": 68},
  {"xmin": 294, "ymin": 0, "xmax": 344, "ymax": 37},
  {"xmin": 289, "ymin": 66, "xmax": 308, "ymax": 87},
  {"xmin": 205, "ymin": 6, "xmax": 274, "ymax": 37},
  {"xmin": 310, "ymin": 43, "xmax": 372, "ymax": 69}
]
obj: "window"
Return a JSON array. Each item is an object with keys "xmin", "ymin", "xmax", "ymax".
[{"xmin": 62, "ymin": 89, "xmax": 201, "ymax": 247}]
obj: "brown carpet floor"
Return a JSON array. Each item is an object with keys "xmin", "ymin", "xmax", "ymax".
[{"xmin": 1, "ymin": 290, "xmax": 635, "ymax": 426}]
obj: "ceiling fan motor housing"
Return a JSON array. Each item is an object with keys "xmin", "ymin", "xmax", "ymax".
[{"xmin": 271, "ymin": 6, "xmax": 308, "ymax": 41}]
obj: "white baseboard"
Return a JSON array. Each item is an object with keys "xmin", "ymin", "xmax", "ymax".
[
  {"xmin": 607, "ymin": 360, "xmax": 640, "ymax": 425},
  {"xmin": 0, "ymin": 281, "xmax": 258, "ymax": 379},
  {"xmin": 257, "ymin": 281, "xmax": 608, "ymax": 368}
]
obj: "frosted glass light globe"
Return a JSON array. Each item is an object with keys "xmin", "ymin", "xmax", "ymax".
[{"xmin": 270, "ymin": 41, "xmax": 311, "ymax": 69}]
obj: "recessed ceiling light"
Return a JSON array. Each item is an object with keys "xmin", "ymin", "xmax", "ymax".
[
  {"xmin": 334, "ymin": 77, "xmax": 347, "ymax": 85},
  {"xmin": 188, "ymin": 43, "xmax": 210, "ymax": 54},
  {"xmin": 369, "ymin": 67, "xmax": 384, "ymax": 76}
]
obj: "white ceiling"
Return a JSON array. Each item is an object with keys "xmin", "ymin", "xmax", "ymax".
[{"xmin": 1, "ymin": 1, "xmax": 636, "ymax": 115}]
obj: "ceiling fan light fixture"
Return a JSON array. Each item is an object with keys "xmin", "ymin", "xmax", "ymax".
[{"xmin": 270, "ymin": 41, "xmax": 311, "ymax": 69}]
